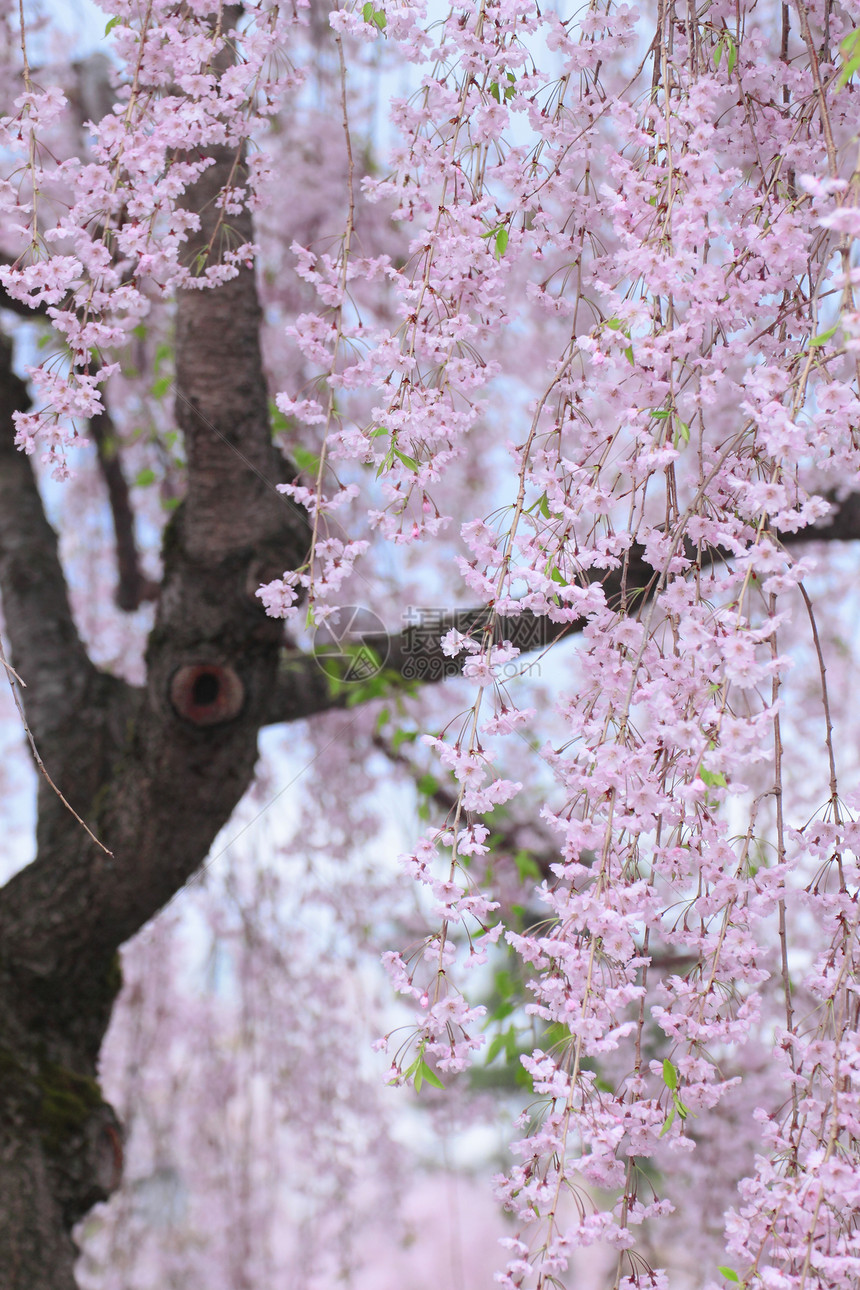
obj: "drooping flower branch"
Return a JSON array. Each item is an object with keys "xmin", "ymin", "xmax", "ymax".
[
  {"xmin": 282, "ymin": 0, "xmax": 860, "ymax": 1284},
  {"xmin": 1, "ymin": 0, "xmax": 300, "ymax": 474}
]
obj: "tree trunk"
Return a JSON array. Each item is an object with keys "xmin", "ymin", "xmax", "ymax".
[{"xmin": 0, "ymin": 27, "xmax": 306, "ymax": 1279}]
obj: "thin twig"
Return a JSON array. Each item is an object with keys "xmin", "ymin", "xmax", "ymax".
[{"xmin": 0, "ymin": 633, "xmax": 113, "ymax": 856}]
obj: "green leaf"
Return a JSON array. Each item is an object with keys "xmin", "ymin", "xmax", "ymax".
[
  {"xmin": 624, "ymin": 345, "xmax": 634, "ymax": 364},
  {"xmin": 345, "ymin": 676, "xmax": 388, "ymax": 707},
  {"xmin": 514, "ymin": 850, "xmax": 542, "ymax": 882},
  {"xmin": 416, "ymin": 1059, "xmax": 444, "ymax": 1090},
  {"xmin": 376, "ymin": 449, "xmax": 394, "ymax": 478},
  {"xmin": 699, "ymin": 767, "xmax": 728, "ymax": 788},
  {"xmin": 650, "ymin": 409, "xmax": 671, "ymax": 419},
  {"xmin": 151, "ymin": 376, "xmax": 171, "ymax": 400},
  {"xmin": 292, "ymin": 445, "xmax": 321, "ymax": 475},
  {"xmin": 488, "ymin": 999, "xmax": 514, "ymax": 1022},
  {"xmin": 538, "ymin": 492, "xmax": 551, "ymax": 518},
  {"xmin": 514, "ymin": 1062, "xmax": 532, "ymax": 1088},
  {"xmin": 488, "ymin": 81, "xmax": 501, "ymax": 103},
  {"xmin": 544, "ymin": 1022, "xmax": 570, "ymax": 1049},
  {"xmin": 269, "ymin": 400, "xmax": 291, "ymax": 435},
  {"xmin": 323, "ymin": 670, "xmax": 347, "ymax": 701},
  {"xmin": 606, "ymin": 317, "xmax": 623, "ymax": 330},
  {"xmin": 391, "ymin": 727, "xmax": 417, "ymax": 752},
  {"xmin": 714, "ymin": 32, "xmax": 737, "ymax": 73},
  {"xmin": 673, "ymin": 419, "xmax": 691, "ymax": 449},
  {"xmin": 486, "ymin": 1033, "xmax": 507, "ymax": 1064},
  {"xmin": 838, "ymin": 51, "xmax": 860, "ymax": 87},
  {"xmin": 416, "ymin": 773, "xmax": 439, "ymax": 796},
  {"xmin": 393, "ymin": 446, "xmax": 420, "ymax": 472},
  {"xmin": 370, "ymin": 424, "xmax": 389, "ymax": 438},
  {"xmin": 362, "ymin": 3, "xmax": 386, "ymax": 29},
  {"xmin": 842, "ymin": 40, "xmax": 860, "ymax": 76},
  {"xmin": 718, "ymin": 1269, "xmax": 741, "ymax": 1284},
  {"xmin": 659, "ymin": 1106, "xmax": 676, "ymax": 1136},
  {"xmin": 726, "ymin": 34, "xmax": 737, "ymax": 74},
  {"xmin": 494, "ymin": 227, "xmax": 509, "ymax": 259},
  {"xmin": 809, "ymin": 322, "xmax": 839, "ymax": 347},
  {"xmin": 131, "ymin": 323, "xmax": 147, "ymax": 340},
  {"xmin": 662, "ymin": 1058, "xmax": 678, "ymax": 1090},
  {"xmin": 838, "ymin": 29, "xmax": 860, "ymax": 85},
  {"xmin": 841, "ymin": 28, "xmax": 860, "ymax": 57},
  {"xmin": 134, "ymin": 468, "xmax": 156, "ymax": 487},
  {"xmin": 104, "ymin": 14, "xmax": 120, "ymax": 35}
]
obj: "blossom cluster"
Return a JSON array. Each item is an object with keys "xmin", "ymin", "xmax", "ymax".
[
  {"xmin": 0, "ymin": 0, "xmax": 300, "ymax": 473},
  {"xmin": 290, "ymin": 0, "xmax": 860, "ymax": 1284}
]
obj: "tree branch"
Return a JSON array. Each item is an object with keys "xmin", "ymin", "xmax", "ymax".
[
  {"xmin": 88, "ymin": 404, "xmax": 159, "ymax": 612},
  {"xmin": 263, "ymin": 498, "xmax": 860, "ymax": 726},
  {"xmin": 0, "ymin": 332, "xmax": 97, "ymax": 753}
]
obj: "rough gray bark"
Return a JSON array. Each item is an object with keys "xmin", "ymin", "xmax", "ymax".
[{"xmin": 89, "ymin": 403, "xmax": 159, "ymax": 611}]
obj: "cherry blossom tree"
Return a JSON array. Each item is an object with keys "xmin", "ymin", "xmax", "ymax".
[{"xmin": 2, "ymin": 0, "xmax": 860, "ymax": 1286}]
